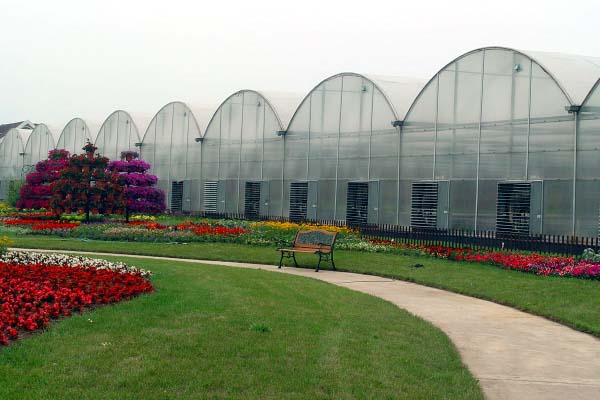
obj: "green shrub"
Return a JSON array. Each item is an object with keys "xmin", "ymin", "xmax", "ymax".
[{"xmin": 6, "ymin": 180, "xmax": 24, "ymax": 207}]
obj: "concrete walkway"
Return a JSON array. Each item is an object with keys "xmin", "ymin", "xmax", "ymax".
[{"xmin": 13, "ymin": 248, "xmax": 600, "ymax": 400}]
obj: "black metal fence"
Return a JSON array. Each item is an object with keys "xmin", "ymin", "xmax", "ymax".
[{"xmin": 191, "ymin": 212, "xmax": 599, "ymax": 256}]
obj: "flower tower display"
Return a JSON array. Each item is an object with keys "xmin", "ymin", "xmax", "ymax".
[
  {"xmin": 51, "ymin": 142, "xmax": 125, "ymax": 221},
  {"xmin": 108, "ymin": 150, "xmax": 166, "ymax": 221},
  {"xmin": 17, "ymin": 149, "xmax": 71, "ymax": 210}
]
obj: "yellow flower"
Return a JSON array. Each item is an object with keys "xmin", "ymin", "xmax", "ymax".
[
  {"xmin": 0, "ymin": 235, "xmax": 14, "ymax": 248},
  {"xmin": 252, "ymin": 220, "xmax": 354, "ymax": 233}
]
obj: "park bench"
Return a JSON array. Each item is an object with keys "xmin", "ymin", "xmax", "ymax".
[{"xmin": 277, "ymin": 229, "xmax": 337, "ymax": 272}]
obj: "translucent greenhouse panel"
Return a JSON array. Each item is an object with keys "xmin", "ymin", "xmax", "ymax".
[
  {"xmin": 370, "ymin": 87, "xmax": 399, "ymax": 181},
  {"xmin": 223, "ymin": 179, "xmax": 239, "ymax": 213},
  {"xmin": 378, "ymin": 180, "xmax": 397, "ymax": 224},
  {"xmin": 240, "ymin": 91, "xmax": 262, "ymax": 165},
  {"xmin": 152, "ymin": 106, "xmax": 171, "ymax": 180},
  {"xmin": 318, "ymin": 179, "xmax": 335, "ymax": 219},
  {"xmin": 449, "ymin": 180, "xmax": 476, "ymax": 230},
  {"xmin": 530, "ymin": 62, "xmax": 571, "ymax": 119},
  {"xmin": 476, "ymin": 179, "xmax": 498, "ymax": 231},
  {"xmin": 262, "ymin": 101, "xmax": 284, "ymax": 172},
  {"xmin": 240, "ymin": 162, "xmax": 261, "ymax": 180},
  {"xmin": 404, "ymin": 76, "xmax": 437, "ymax": 131},
  {"xmin": 455, "ymin": 51, "xmax": 483, "ymax": 125},
  {"xmin": 528, "ymin": 120, "xmax": 574, "ymax": 180},
  {"xmin": 401, "ymin": 155, "xmax": 434, "ymax": 180},
  {"xmin": 0, "ymin": 130, "xmax": 24, "ymax": 180},
  {"xmin": 528, "ymin": 153, "xmax": 573, "ymax": 181},
  {"xmin": 479, "ymin": 151, "xmax": 526, "ymax": 180},
  {"xmin": 339, "ymin": 78, "xmax": 370, "ymax": 171},
  {"xmin": 481, "ymin": 67, "xmax": 512, "ymax": 124},
  {"xmin": 542, "ymin": 180, "xmax": 573, "ymax": 235},
  {"xmin": 220, "ymin": 98, "xmax": 242, "ymax": 180},
  {"xmin": 58, "ymin": 119, "xmax": 92, "ymax": 154},
  {"xmin": 338, "ymin": 158, "xmax": 369, "ymax": 180},
  {"xmin": 513, "ymin": 54, "xmax": 532, "ymax": 121},
  {"xmin": 528, "ymin": 119, "xmax": 574, "ymax": 153},
  {"xmin": 397, "ymin": 180, "xmax": 412, "ymax": 225},
  {"xmin": 169, "ymin": 103, "xmax": 190, "ymax": 180},
  {"xmin": 401, "ymin": 128, "xmax": 435, "ymax": 159},
  {"xmin": 202, "ymin": 109, "xmax": 222, "ymax": 181},
  {"xmin": 96, "ymin": 111, "xmax": 140, "ymax": 160},
  {"xmin": 24, "ymin": 125, "xmax": 55, "ymax": 167},
  {"xmin": 267, "ymin": 180, "xmax": 283, "ymax": 217},
  {"xmin": 437, "ymin": 67, "xmax": 456, "ymax": 131},
  {"xmin": 452, "ymin": 153, "xmax": 479, "ymax": 179},
  {"xmin": 402, "ymin": 76, "xmax": 437, "ymax": 174},
  {"xmin": 575, "ymin": 180, "xmax": 600, "ymax": 237},
  {"xmin": 284, "ymin": 96, "xmax": 310, "ymax": 164}
]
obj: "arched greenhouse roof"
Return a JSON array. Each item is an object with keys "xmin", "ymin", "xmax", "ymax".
[
  {"xmin": 95, "ymin": 110, "xmax": 141, "ymax": 159},
  {"xmin": 286, "ymin": 72, "xmax": 426, "ymax": 128},
  {"xmin": 57, "ymin": 118, "xmax": 93, "ymax": 154},
  {"xmin": 141, "ymin": 101, "xmax": 203, "ymax": 144},
  {"xmin": 24, "ymin": 123, "xmax": 55, "ymax": 166},
  {"xmin": 405, "ymin": 46, "xmax": 600, "ymax": 121},
  {"xmin": 0, "ymin": 128, "xmax": 26, "ymax": 179},
  {"xmin": 523, "ymin": 49, "xmax": 600, "ymax": 105},
  {"xmin": 202, "ymin": 90, "xmax": 303, "ymax": 136}
]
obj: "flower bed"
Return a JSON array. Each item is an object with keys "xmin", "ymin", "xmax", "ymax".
[
  {"xmin": 4, "ymin": 218, "xmax": 79, "ymax": 231},
  {"xmin": 369, "ymin": 239, "xmax": 600, "ymax": 280},
  {"xmin": 0, "ymin": 252, "xmax": 152, "ymax": 346}
]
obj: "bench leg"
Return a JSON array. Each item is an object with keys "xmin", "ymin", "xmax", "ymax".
[
  {"xmin": 292, "ymin": 252, "xmax": 299, "ymax": 267},
  {"xmin": 316, "ymin": 253, "xmax": 322, "ymax": 272},
  {"xmin": 331, "ymin": 253, "xmax": 336, "ymax": 271},
  {"xmin": 278, "ymin": 252, "xmax": 284, "ymax": 269}
]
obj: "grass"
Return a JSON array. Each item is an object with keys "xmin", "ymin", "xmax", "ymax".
[
  {"xmin": 0, "ymin": 256, "xmax": 482, "ymax": 400},
  {"xmin": 8, "ymin": 234, "xmax": 600, "ymax": 338}
]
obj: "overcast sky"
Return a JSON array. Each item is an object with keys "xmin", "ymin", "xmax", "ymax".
[{"xmin": 1, "ymin": 0, "xmax": 599, "ymax": 135}]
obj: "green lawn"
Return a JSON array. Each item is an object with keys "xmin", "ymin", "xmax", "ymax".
[
  {"xmin": 9, "ymin": 234, "xmax": 600, "ymax": 338},
  {"xmin": 0, "ymin": 256, "xmax": 482, "ymax": 400}
]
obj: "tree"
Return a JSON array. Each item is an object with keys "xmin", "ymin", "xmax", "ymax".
[
  {"xmin": 51, "ymin": 142, "xmax": 125, "ymax": 221},
  {"xmin": 18, "ymin": 149, "xmax": 70, "ymax": 210},
  {"xmin": 108, "ymin": 150, "xmax": 165, "ymax": 221}
]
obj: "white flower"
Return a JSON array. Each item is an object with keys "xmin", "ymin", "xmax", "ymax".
[{"xmin": 0, "ymin": 251, "xmax": 152, "ymax": 278}]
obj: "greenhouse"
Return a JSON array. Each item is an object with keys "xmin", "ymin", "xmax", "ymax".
[
  {"xmin": 400, "ymin": 47, "xmax": 600, "ymax": 237},
  {"xmin": 23, "ymin": 123, "xmax": 55, "ymax": 169},
  {"xmin": 56, "ymin": 118, "xmax": 92, "ymax": 154},
  {"xmin": 199, "ymin": 90, "xmax": 301, "ymax": 216},
  {"xmin": 3, "ymin": 45, "xmax": 600, "ymax": 237},
  {"xmin": 139, "ymin": 101, "xmax": 205, "ymax": 210},
  {"xmin": 0, "ymin": 128, "xmax": 29, "ymax": 199},
  {"xmin": 95, "ymin": 110, "xmax": 141, "ymax": 160}
]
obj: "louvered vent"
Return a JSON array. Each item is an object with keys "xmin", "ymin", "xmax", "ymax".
[
  {"xmin": 203, "ymin": 181, "xmax": 218, "ymax": 213},
  {"xmin": 496, "ymin": 182, "xmax": 531, "ymax": 235},
  {"xmin": 411, "ymin": 182, "xmax": 438, "ymax": 229},
  {"xmin": 346, "ymin": 182, "xmax": 369, "ymax": 226},
  {"xmin": 289, "ymin": 182, "xmax": 308, "ymax": 222},
  {"xmin": 170, "ymin": 181, "xmax": 184, "ymax": 213},
  {"xmin": 244, "ymin": 182, "xmax": 261, "ymax": 219}
]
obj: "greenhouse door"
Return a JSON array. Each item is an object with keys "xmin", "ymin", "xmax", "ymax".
[
  {"xmin": 411, "ymin": 181, "xmax": 449, "ymax": 229},
  {"xmin": 496, "ymin": 181, "xmax": 543, "ymax": 235},
  {"xmin": 170, "ymin": 181, "xmax": 184, "ymax": 213},
  {"xmin": 244, "ymin": 182, "xmax": 261, "ymax": 219}
]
